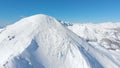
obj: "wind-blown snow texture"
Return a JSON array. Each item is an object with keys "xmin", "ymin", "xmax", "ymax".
[{"xmin": 0, "ymin": 14, "xmax": 120, "ymax": 68}]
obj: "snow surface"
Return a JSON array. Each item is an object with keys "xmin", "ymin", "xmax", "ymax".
[
  {"xmin": 68, "ymin": 23, "xmax": 120, "ymax": 50},
  {"xmin": 0, "ymin": 14, "xmax": 120, "ymax": 68}
]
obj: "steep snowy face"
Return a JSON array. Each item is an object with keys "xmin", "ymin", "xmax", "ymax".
[
  {"xmin": 68, "ymin": 23, "xmax": 120, "ymax": 50},
  {"xmin": 0, "ymin": 14, "xmax": 92, "ymax": 68},
  {"xmin": 0, "ymin": 14, "xmax": 120, "ymax": 68}
]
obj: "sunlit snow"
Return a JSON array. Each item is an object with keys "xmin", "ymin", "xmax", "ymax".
[{"xmin": 0, "ymin": 14, "xmax": 120, "ymax": 68}]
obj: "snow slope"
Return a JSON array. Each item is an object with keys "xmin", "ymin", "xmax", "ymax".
[
  {"xmin": 68, "ymin": 23, "xmax": 120, "ymax": 68},
  {"xmin": 68, "ymin": 23, "xmax": 120, "ymax": 50},
  {"xmin": 0, "ymin": 14, "xmax": 120, "ymax": 68}
]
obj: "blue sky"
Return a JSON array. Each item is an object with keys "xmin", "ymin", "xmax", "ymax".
[{"xmin": 0, "ymin": 0, "xmax": 120, "ymax": 25}]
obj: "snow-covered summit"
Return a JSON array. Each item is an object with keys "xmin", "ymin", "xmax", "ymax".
[
  {"xmin": 0, "ymin": 14, "xmax": 120, "ymax": 68},
  {"xmin": 0, "ymin": 14, "xmax": 90, "ymax": 68}
]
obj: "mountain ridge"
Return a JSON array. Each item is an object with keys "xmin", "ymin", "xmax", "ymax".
[{"xmin": 0, "ymin": 14, "xmax": 120, "ymax": 68}]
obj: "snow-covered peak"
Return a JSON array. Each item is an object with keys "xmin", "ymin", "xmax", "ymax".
[
  {"xmin": 8, "ymin": 14, "xmax": 59, "ymax": 28},
  {"xmin": 0, "ymin": 14, "xmax": 120, "ymax": 68},
  {"xmin": 3, "ymin": 14, "xmax": 63, "ymax": 40},
  {"xmin": 0, "ymin": 14, "xmax": 90, "ymax": 68}
]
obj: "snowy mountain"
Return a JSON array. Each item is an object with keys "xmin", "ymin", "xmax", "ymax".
[
  {"xmin": 0, "ymin": 14, "xmax": 120, "ymax": 68},
  {"xmin": 68, "ymin": 23, "xmax": 120, "ymax": 50}
]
